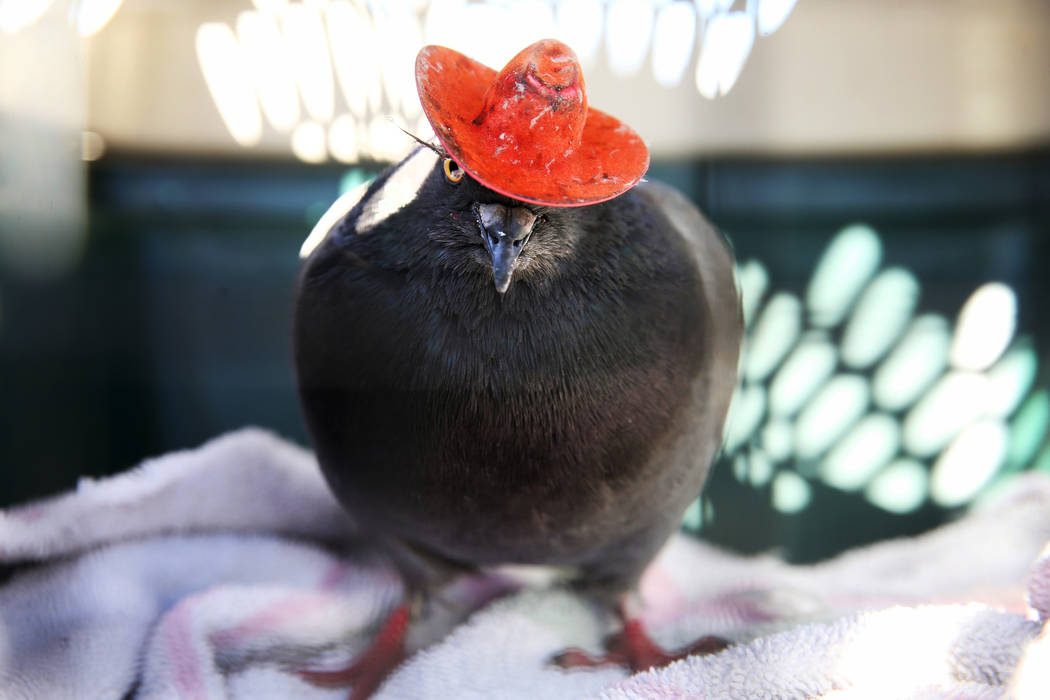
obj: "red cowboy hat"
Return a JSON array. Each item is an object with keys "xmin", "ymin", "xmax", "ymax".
[{"xmin": 415, "ymin": 39, "xmax": 649, "ymax": 207}]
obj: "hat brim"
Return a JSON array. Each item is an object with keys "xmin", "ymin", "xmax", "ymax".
[{"xmin": 416, "ymin": 45, "xmax": 650, "ymax": 208}]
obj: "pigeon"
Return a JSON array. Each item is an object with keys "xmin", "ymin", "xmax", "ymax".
[{"xmin": 293, "ymin": 39, "xmax": 742, "ymax": 698}]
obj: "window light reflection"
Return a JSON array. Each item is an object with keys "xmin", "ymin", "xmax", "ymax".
[
  {"xmin": 695, "ymin": 11, "xmax": 754, "ymax": 99},
  {"xmin": 840, "ymin": 268, "xmax": 919, "ymax": 369},
  {"xmin": 757, "ymin": 0, "xmax": 799, "ymax": 36},
  {"xmin": 651, "ymin": 1, "xmax": 696, "ymax": 87},
  {"xmin": 290, "ymin": 120, "xmax": 326, "ymax": 163},
  {"xmin": 373, "ymin": 5, "xmax": 423, "ymax": 119},
  {"xmin": 761, "ymin": 418, "xmax": 793, "ymax": 463},
  {"xmin": 872, "ymin": 315, "xmax": 950, "ymax": 412},
  {"xmin": 252, "ymin": 0, "xmax": 288, "ymax": 13},
  {"xmin": 930, "ymin": 420, "xmax": 1008, "ymax": 507},
  {"xmin": 605, "ymin": 0, "xmax": 655, "ymax": 77},
  {"xmin": 950, "ymin": 282, "xmax": 1017, "ymax": 372},
  {"xmin": 328, "ymin": 113, "xmax": 358, "ymax": 163},
  {"xmin": 280, "ymin": 2, "xmax": 334, "ymax": 122},
  {"xmin": 74, "ymin": 0, "xmax": 124, "ymax": 36},
  {"xmin": 237, "ymin": 10, "xmax": 299, "ymax": 132},
  {"xmin": 986, "ymin": 341, "xmax": 1038, "ymax": 418},
  {"xmin": 722, "ymin": 219, "xmax": 1046, "ymax": 522},
  {"xmin": 819, "ymin": 414, "xmax": 900, "ymax": 492},
  {"xmin": 903, "ymin": 371, "xmax": 990, "ymax": 458},
  {"xmin": 748, "ymin": 449, "xmax": 774, "ymax": 487},
  {"xmin": 772, "ymin": 471, "xmax": 811, "ymax": 514},
  {"xmin": 806, "ymin": 224, "xmax": 882, "ymax": 328},
  {"xmin": 769, "ymin": 332, "xmax": 837, "ymax": 417},
  {"xmin": 736, "ymin": 259, "xmax": 769, "ymax": 328},
  {"xmin": 195, "ymin": 0, "xmax": 799, "ymax": 158},
  {"xmin": 744, "ymin": 293, "xmax": 801, "ymax": 383},
  {"xmin": 723, "ymin": 384, "xmax": 766, "ymax": 454},
  {"xmin": 327, "ymin": 0, "xmax": 381, "ymax": 119},
  {"xmin": 196, "ymin": 23, "xmax": 263, "ymax": 147},
  {"xmin": 0, "ymin": 0, "xmax": 54, "ymax": 34},
  {"xmin": 865, "ymin": 459, "xmax": 928, "ymax": 514},
  {"xmin": 1007, "ymin": 390, "xmax": 1050, "ymax": 470},
  {"xmin": 554, "ymin": 0, "xmax": 603, "ymax": 62},
  {"xmin": 795, "ymin": 375, "xmax": 870, "ymax": 461}
]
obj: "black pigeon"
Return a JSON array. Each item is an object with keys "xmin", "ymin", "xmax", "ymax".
[{"xmin": 292, "ymin": 145, "xmax": 742, "ymax": 696}]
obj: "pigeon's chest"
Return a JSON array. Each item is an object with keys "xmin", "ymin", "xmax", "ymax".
[
  {"xmin": 335, "ymin": 277, "xmax": 698, "ymax": 549},
  {"xmin": 298, "ymin": 236, "xmax": 707, "ymax": 565}
]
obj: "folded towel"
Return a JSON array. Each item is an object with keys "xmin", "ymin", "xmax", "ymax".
[{"xmin": 1, "ymin": 428, "xmax": 1048, "ymax": 699}]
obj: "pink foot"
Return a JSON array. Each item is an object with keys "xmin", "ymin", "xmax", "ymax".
[
  {"xmin": 553, "ymin": 610, "xmax": 729, "ymax": 672},
  {"xmin": 297, "ymin": 603, "xmax": 411, "ymax": 700}
]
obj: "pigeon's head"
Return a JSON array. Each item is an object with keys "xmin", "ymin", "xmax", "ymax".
[
  {"xmin": 426, "ymin": 148, "xmax": 572, "ymax": 295},
  {"xmin": 414, "ymin": 38, "xmax": 650, "ymax": 293},
  {"xmin": 301, "ymin": 38, "xmax": 650, "ymax": 295},
  {"xmin": 299, "ymin": 145, "xmax": 577, "ymax": 296},
  {"xmin": 409, "ymin": 145, "xmax": 589, "ymax": 295}
]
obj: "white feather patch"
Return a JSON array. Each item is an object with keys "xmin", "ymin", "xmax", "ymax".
[
  {"xmin": 357, "ymin": 148, "xmax": 439, "ymax": 234},
  {"xmin": 299, "ymin": 180, "xmax": 371, "ymax": 259}
]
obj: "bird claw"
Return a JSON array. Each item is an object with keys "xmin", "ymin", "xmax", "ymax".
[
  {"xmin": 552, "ymin": 618, "xmax": 729, "ymax": 672},
  {"xmin": 550, "ymin": 646, "xmax": 628, "ymax": 669},
  {"xmin": 296, "ymin": 603, "xmax": 411, "ymax": 700}
]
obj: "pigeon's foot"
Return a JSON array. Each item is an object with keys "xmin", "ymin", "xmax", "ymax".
[
  {"xmin": 552, "ymin": 603, "xmax": 729, "ymax": 672},
  {"xmin": 297, "ymin": 602, "xmax": 411, "ymax": 700}
]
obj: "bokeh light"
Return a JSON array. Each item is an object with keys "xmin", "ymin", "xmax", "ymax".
[
  {"xmin": 772, "ymin": 471, "xmax": 811, "ymax": 513},
  {"xmin": 0, "ymin": 0, "xmax": 54, "ymax": 34},
  {"xmin": 290, "ymin": 120, "xmax": 326, "ymax": 163},
  {"xmin": 795, "ymin": 375, "xmax": 870, "ymax": 461},
  {"xmin": 865, "ymin": 459, "xmax": 928, "ymax": 514},
  {"xmin": 819, "ymin": 414, "xmax": 900, "ymax": 491},
  {"xmin": 196, "ymin": 22, "xmax": 263, "ymax": 147},
  {"xmin": 724, "ymin": 384, "xmax": 766, "ymax": 454},
  {"xmin": 184, "ymin": 1, "xmax": 800, "ymax": 161},
  {"xmin": 930, "ymin": 420, "xmax": 1008, "ymax": 507},
  {"xmin": 985, "ymin": 341, "xmax": 1038, "ymax": 418},
  {"xmin": 806, "ymin": 224, "xmax": 882, "ymax": 328},
  {"xmin": 651, "ymin": 1, "xmax": 696, "ymax": 88},
  {"xmin": 715, "ymin": 221, "xmax": 1047, "ymax": 523},
  {"xmin": 769, "ymin": 332, "xmax": 837, "ymax": 417},
  {"xmin": 605, "ymin": 0, "xmax": 655, "ymax": 78},
  {"xmin": 1007, "ymin": 390, "xmax": 1050, "ymax": 470},
  {"xmin": 695, "ymin": 11, "xmax": 754, "ymax": 99},
  {"xmin": 81, "ymin": 130, "xmax": 105, "ymax": 161},
  {"xmin": 840, "ymin": 268, "xmax": 919, "ymax": 369},
  {"xmin": 872, "ymin": 315, "xmax": 950, "ymax": 411},
  {"xmin": 74, "ymin": 0, "xmax": 125, "ymax": 36},
  {"xmin": 328, "ymin": 113, "xmax": 359, "ymax": 164},
  {"xmin": 280, "ymin": 2, "xmax": 334, "ymax": 123},
  {"xmin": 554, "ymin": 0, "xmax": 603, "ymax": 62},
  {"xmin": 761, "ymin": 419, "xmax": 794, "ymax": 463},
  {"xmin": 236, "ymin": 10, "xmax": 299, "ymax": 133},
  {"xmin": 902, "ymin": 372, "xmax": 989, "ymax": 458},
  {"xmin": 327, "ymin": 0, "xmax": 381, "ymax": 119},
  {"xmin": 950, "ymin": 282, "xmax": 1017, "ymax": 371},
  {"xmin": 757, "ymin": 0, "xmax": 799, "ymax": 36},
  {"xmin": 744, "ymin": 293, "xmax": 802, "ymax": 382},
  {"xmin": 737, "ymin": 259, "xmax": 769, "ymax": 327}
]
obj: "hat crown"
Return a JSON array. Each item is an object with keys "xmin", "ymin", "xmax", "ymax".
[
  {"xmin": 415, "ymin": 39, "xmax": 649, "ymax": 206},
  {"xmin": 474, "ymin": 40, "xmax": 587, "ymax": 169}
]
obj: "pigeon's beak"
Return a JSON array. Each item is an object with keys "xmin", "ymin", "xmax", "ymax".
[{"xmin": 475, "ymin": 203, "xmax": 537, "ymax": 294}]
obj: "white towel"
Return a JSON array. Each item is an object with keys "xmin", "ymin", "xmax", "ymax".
[{"xmin": 1, "ymin": 428, "xmax": 1048, "ymax": 699}]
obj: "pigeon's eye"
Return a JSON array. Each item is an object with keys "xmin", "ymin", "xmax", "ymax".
[{"xmin": 443, "ymin": 158, "xmax": 464, "ymax": 184}]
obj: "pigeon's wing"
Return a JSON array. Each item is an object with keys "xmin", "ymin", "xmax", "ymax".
[
  {"xmin": 568, "ymin": 183, "xmax": 744, "ymax": 598},
  {"xmin": 636, "ymin": 181, "xmax": 743, "ymax": 457}
]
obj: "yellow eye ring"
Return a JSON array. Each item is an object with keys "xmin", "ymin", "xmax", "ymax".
[{"xmin": 443, "ymin": 158, "xmax": 464, "ymax": 183}]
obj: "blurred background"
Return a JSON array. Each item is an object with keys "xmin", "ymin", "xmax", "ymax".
[{"xmin": 1, "ymin": 0, "xmax": 1048, "ymax": 562}]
